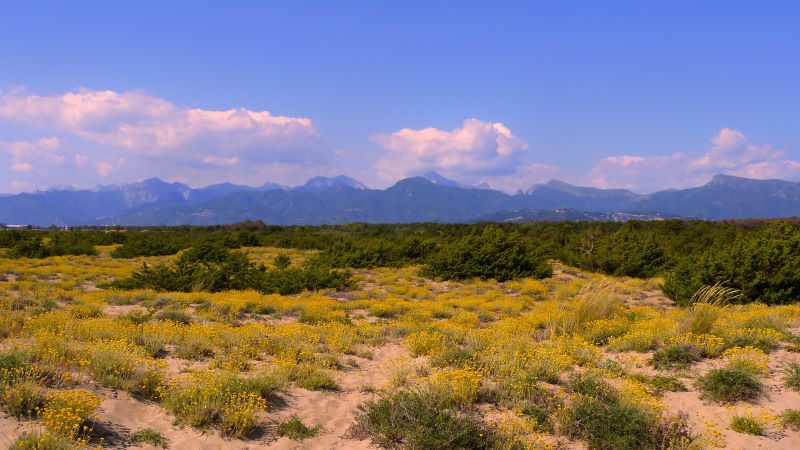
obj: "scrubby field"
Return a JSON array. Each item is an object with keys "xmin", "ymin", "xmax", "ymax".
[{"xmin": 1, "ymin": 245, "xmax": 799, "ymax": 449}]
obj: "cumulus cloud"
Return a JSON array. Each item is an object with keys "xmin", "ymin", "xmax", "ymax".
[
  {"xmin": 587, "ymin": 129, "xmax": 800, "ymax": 192},
  {"xmin": 372, "ymin": 118, "xmax": 528, "ymax": 182},
  {"xmin": 0, "ymin": 137, "xmax": 63, "ymax": 175},
  {"xmin": 0, "ymin": 88, "xmax": 319, "ymax": 163}
]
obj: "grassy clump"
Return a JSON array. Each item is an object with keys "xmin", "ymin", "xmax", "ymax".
[
  {"xmin": 560, "ymin": 394, "xmax": 656, "ymax": 450},
  {"xmin": 154, "ymin": 308, "xmax": 192, "ymax": 324},
  {"xmin": 698, "ymin": 346, "xmax": 767, "ymax": 403},
  {"xmin": 162, "ymin": 371, "xmax": 272, "ymax": 437},
  {"xmin": 783, "ymin": 362, "xmax": 800, "ymax": 391},
  {"xmin": 730, "ymin": 415, "xmax": 764, "ymax": 435},
  {"xmin": 282, "ymin": 363, "xmax": 338, "ymax": 391},
  {"xmin": 277, "ymin": 416, "xmax": 321, "ymax": 440},
  {"xmin": 630, "ymin": 374, "xmax": 687, "ymax": 394},
  {"xmin": 697, "ymin": 367, "xmax": 762, "ymax": 403},
  {"xmin": 130, "ymin": 428, "xmax": 170, "ymax": 448},
  {"xmin": 351, "ymin": 389, "xmax": 489, "ymax": 449},
  {"xmin": 9, "ymin": 432, "xmax": 72, "ymax": 450},
  {"xmin": 560, "ymin": 372, "xmax": 694, "ymax": 450},
  {"xmin": 2, "ymin": 382, "xmax": 47, "ymax": 417},
  {"xmin": 781, "ymin": 409, "xmax": 800, "ymax": 431},
  {"xmin": 651, "ymin": 344, "xmax": 703, "ymax": 370}
]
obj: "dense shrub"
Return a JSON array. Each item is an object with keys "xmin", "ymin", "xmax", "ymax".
[
  {"xmin": 317, "ymin": 237, "xmax": 438, "ymax": 269},
  {"xmin": 697, "ymin": 367, "xmax": 763, "ymax": 403},
  {"xmin": 662, "ymin": 222, "xmax": 800, "ymax": 305},
  {"xmin": 351, "ymin": 389, "xmax": 489, "ymax": 449},
  {"xmin": 420, "ymin": 227, "xmax": 552, "ymax": 281},
  {"xmin": 111, "ymin": 234, "xmax": 186, "ymax": 258},
  {"xmin": 8, "ymin": 235, "xmax": 96, "ymax": 258},
  {"xmin": 111, "ymin": 242, "xmax": 351, "ymax": 294},
  {"xmin": 560, "ymin": 373, "xmax": 694, "ymax": 450}
]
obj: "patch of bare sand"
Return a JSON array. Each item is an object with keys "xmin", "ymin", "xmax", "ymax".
[
  {"xmin": 662, "ymin": 349, "xmax": 800, "ymax": 449},
  {"xmin": 91, "ymin": 344, "xmax": 407, "ymax": 449},
  {"xmin": 268, "ymin": 343, "xmax": 407, "ymax": 450},
  {"xmin": 625, "ymin": 289, "xmax": 675, "ymax": 309},
  {"xmin": 0, "ymin": 414, "xmax": 38, "ymax": 449},
  {"xmin": 99, "ymin": 391, "xmax": 259, "ymax": 450},
  {"xmin": 104, "ymin": 304, "xmax": 148, "ymax": 316}
]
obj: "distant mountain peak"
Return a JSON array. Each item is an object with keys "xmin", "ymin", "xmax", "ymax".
[
  {"xmin": 422, "ymin": 171, "xmax": 461, "ymax": 187},
  {"xmin": 296, "ymin": 175, "xmax": 367, "ymax": 192},
  {"xmin": 420, "ymin": 171, "xmax": 491, "ymax": 190},
  {"xmin": 3, "ymin": 173, "xmax": 800, "ymax": 226}
]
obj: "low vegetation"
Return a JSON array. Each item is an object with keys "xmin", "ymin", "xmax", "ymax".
[{"xmin": 0, "ymin": 223, "xmax": 799, "ymax": 449}]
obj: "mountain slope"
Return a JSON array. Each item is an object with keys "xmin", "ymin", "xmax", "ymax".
[{"xmin": 1, "ymin": 174, "xmax": 799, "ymax": 226}]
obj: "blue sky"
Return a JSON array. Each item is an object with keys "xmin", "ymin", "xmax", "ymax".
[{"xmin": 1, "ymin": 1, "xmax": 798, "ymax": 193}]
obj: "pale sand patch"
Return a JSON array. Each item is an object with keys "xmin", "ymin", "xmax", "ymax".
[
  {"xmin": 0, "ymin": 344, "xmax": 408, "ymax": 449},
  {"xmin": 663, "ymin": 349, "xmax": 800, "ymax": 449},
  {"xmin": 104, "ymin": 304, "xmax": 148, "ymax": 316},
  {"xmin": 267, "ymin": 343, "xmax": 407, "ymax": 450},
  {"xmin": 0, "ymin": 414, "xmax": 38, "ymax": 449}
]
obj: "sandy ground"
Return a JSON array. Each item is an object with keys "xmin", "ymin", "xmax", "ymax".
[
  {"xmin": 662, "ymin": 348, "xmax": 800, "ymax": 450},
  {"xmin": 0, "ymin": 343, "xmax": 407, "ymax": 450}
]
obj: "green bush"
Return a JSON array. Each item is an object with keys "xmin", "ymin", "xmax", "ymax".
[
  {"xmin": 697, "ymin": 367, "xmax": 762, "ymax": 403},
  {"xmin": 110, "ymin": 242, "xmax": 352, "ymax": 294},
  {"xmin": 277, "ymin": 416, "xmax": 320, "ymax": 440},
  {"xmin": 111, "ymin": 234, "xmax": 185, "ymax": 258},
  {"xmin": 560, "ymin": 372, "xmax": 694, "ymax": 450},
  {"xmin": 7, "ymin": 235, "xmax": 96, "ymax": 258},
  {"xmin": 781, "ymin": 409, "xmax": 800, "ymax": 431},
  {"xmin": 130, "ymin": 428, "xmax": 169, "ymax": 448},
  {"xmin": 730, "ymin": 415, "xmax": 763, "ymax": 435},
  {"xmin": 783, "ymin": 362, "xmax": 800, "ymax": 391},
  {"xmin": 420, "ymin": 227, "xmax": 552, "ymax": 282},
  {"xmin": 651, "ymin": 344, "xmax": 704, "ymax": 370},
  {"xmin": 663, "ymin": 222, "xmax": 800, "ymax": 305},
  {"xmin": 352, "ymin": 389, "xmax": 489, "ymax": 449}
]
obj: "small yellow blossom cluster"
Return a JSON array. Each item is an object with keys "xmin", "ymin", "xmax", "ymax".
[
  {"xmin": 664, "ymin": 333, "xmax": 725, "ymax": 357},
  {"xmin": 429, "ymin": 366, "xmax": 483, "ymax": 407},
  {"xmin": 722, "ymin": 346, "xmax": 769, "ymax": 376},
  {"xmin": 41, "ymin": 389, "xmax": 101, "ymax": 442}
]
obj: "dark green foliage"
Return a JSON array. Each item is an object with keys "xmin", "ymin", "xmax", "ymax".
[
  {"xmin": 697, "ymin": 367, "xmax": 763, "ymax": 403},
  {"xmin": 420, "ymin": 227, "xmax": 552, "ymax": 281},
  {"xmin": 8, "ymin": 234, "xmax": 96, "ymax": 258},
  {"xmin": 561, "ymin": 373, "xmax": 694, "ymax": 450},
  {"xmin": 154, "ymin": 309, "xmax": 192, "ymax": 324},
  {"xmin": 560, "ymin": 394, "xmax": 657, "ymax": 450},
  {"xmin": 130, "ymin": 428, "xmax": 169, "ymax": 448},
  {"xmin": 784, "ymin": 362, "xmax": 800, "ymax": 391},
  {"xmin": 111, "ymin": 242, "xmax": 352, "ymax": 295},
  {"xmin": 630, "ymin": 374, "xmax": 688, "ymax": 394},
  {"xmin": 277, "ymin": 416, "xmax": 321, "ymax": 440},
  {"xmin": 111, "ymin": 234, "xmax": 186, "ymax": 257},
  {"xmin": 317, "ymin": 237, "xmax": 438, "ymax": 269},
  {"xmin": 782, "ymin": 409, "xmax": 800, "ymax": 431},
  {"xmin": 663, "ymin": 222, "xmax": 800, "ymax": 305},
  {"xmin": 589, "ymin": 224, "xmax": 668, "ymax": 278},
  {"xmin": 5, "ymin": 220, "xmax": 800, "ymax": 305},
  {"xmin": 352, "ymin": 390, "xmax": 489, "ymax": 449},
  {"xmin": 730, "ymin": 415, "xmax": 764, "ymax": 435}
]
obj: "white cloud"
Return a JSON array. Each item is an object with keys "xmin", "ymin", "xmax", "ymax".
[
  {"xmin": 586, "ymin": 129, "xmax": 800, "ymax": 192},
  {"xmin": 94, "ymin": 160, "xmax": 116, "ymax": 177},
  {"xmin": 0, "ymin": 137, "xmax": 63, "ymax": 175},
  {"xmin": 0, "ymin": 88, "xmax": 319, "ymax": 164},
  {"xmin": 10, "ymin": 162, "xmax": 34, "ymax": 172},
  {"xmin": 372, "ymin": 118, "xmax": 528, "ymax": 182},
  {"xmin": 202, "ymin": 155, "xmax": 241, "ymax": 167}
]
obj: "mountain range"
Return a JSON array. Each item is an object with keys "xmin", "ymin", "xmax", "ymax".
[{"xmin": 1, "ymin": 173, "xmax": 799, "ymax": 226}]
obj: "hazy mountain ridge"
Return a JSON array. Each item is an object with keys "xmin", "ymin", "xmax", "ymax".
[{"xmin": 1, "ymin": 174, "xmax": 799, "ymax": 226}]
